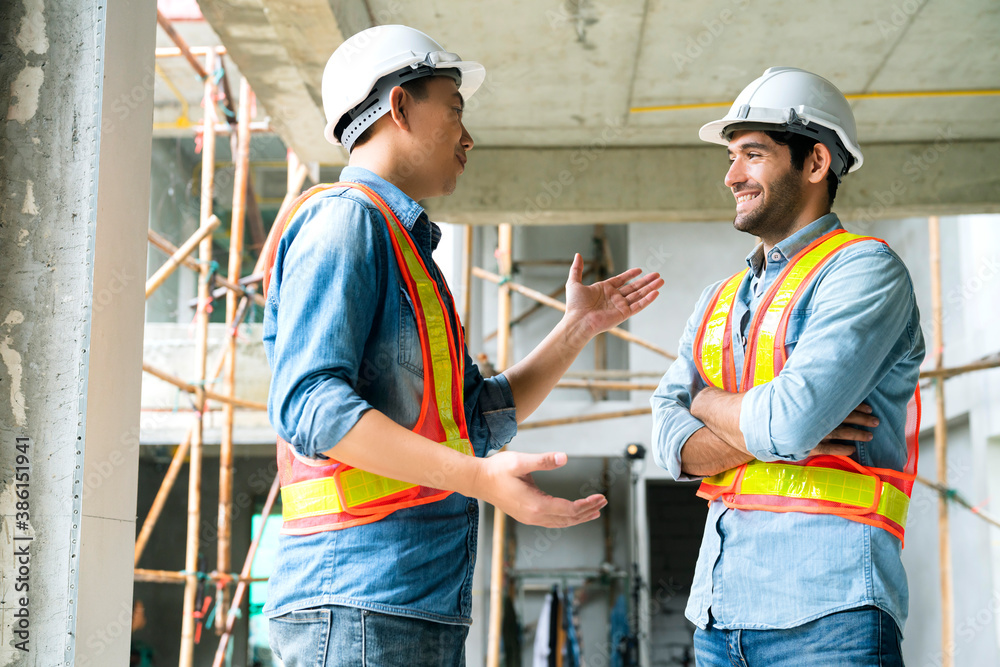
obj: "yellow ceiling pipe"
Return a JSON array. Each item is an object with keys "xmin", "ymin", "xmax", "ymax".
[{"xmin": 630, "ymin": 88, "xmax": 1000, "ymax": 114}]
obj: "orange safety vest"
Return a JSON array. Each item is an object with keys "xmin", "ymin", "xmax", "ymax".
[
  {"xmin": 262, "ymin": 181, "xmax": 473, "ymax": 534},
  {"xmin": 693, "ymin": 229, "xmax": 920, "ymax": 542}
]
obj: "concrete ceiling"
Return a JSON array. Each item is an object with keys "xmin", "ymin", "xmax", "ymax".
[{"xmin": 187, "ymin": 0, "xmax": 1000, "ymax": 223}]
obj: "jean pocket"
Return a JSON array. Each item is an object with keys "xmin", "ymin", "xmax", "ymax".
[
  {"xmin": 269, "ymin": 608, "xmax": 332, "ymax": 667},
  {"xmin": 398, "ymin": 288, "xmax": 424, "ymax": 378}
]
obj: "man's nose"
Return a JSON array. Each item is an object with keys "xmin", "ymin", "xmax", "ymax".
[
  {"xmin": 724, "ymin": 158, "xmax": 744, "ymax": 190},
  {"xmin": 460, "ymin": 123, "xmax": 474, "ymax": 151}
]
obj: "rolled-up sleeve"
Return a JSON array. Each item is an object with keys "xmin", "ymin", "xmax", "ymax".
[
  {"xmin": 740, "ymin": 247, "xmax": 917, "ymax": 461},
  {"xmin": 462, "ymin": 348, "xmax": 518, "ymax": 457},
  {"xmin": 651, "ymin": 285, "xmax": 717, "ymax": 481},
  {"xmin": 265, "ymin": 196, "xmax": 383, "ymax": 458}
]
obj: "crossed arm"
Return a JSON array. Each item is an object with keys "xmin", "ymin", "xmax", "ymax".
[
  {"xmin": 680, "ymin": 388, "xmax": 873, "ymax": 477},
  {"xmin": 655, "ymin": 249, "xmax": 914, "ymax": 479}
]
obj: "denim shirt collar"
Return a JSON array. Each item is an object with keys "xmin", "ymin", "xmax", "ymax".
[
  {"xmin": 339, "ymin": 166, "xmax": 442, "ymax": 251},
  {"xmin": 745, "ymin": 213, "xmax": 844, "ymax": 277}
]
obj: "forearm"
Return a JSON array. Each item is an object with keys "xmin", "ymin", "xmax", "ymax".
[
  {"xmin": 503, "ymin": 314, "xmax": 590, "ymax": 423},
  {"xmin": 679, "ymin": 426, "xmax": 755, "ymax": 477},
  {"xmin": 690, "ymin": 387, "xmax": 746, "ymax": 449},
  {"xmin": 323, "ymin": 410, "xmax": 484, "ymax": 497}
]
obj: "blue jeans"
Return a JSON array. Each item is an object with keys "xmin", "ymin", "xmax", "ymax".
[
  {"xmin": 693, "ymin": 606, "xmax": 904, "ymax": 666},
  {"xmin": 269, "ymin": 605, "xmax": 469, "ymax": 666}
]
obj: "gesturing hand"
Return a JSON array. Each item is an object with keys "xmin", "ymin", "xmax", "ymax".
[
  {"xmin": 478, "ymin": 451, "xmax": 607, "ymax": 528},
  {"xmin": 808, "ymin": 403, "xmax": 879, "ymax": 458},
  {"xmin": 564, "ymin": 253, "xmax": 663, "ymax": 341}
]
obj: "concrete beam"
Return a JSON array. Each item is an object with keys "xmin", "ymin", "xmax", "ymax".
[
  {"xmin": 196, "ymin": 0, "xmax": 358, "ymax": 164},
  {"xmin": 424, "ymin": 140, "xmax": 1000, "ymax": 225}
]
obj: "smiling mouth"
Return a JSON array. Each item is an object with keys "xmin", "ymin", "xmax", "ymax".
[{"xmin": 735, "ymin": 192, "xmax": 760, "ymax": 205}]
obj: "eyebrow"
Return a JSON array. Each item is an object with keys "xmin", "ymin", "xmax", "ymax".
[
  {"xmin": 727, "ymin": 141, "xmax": 770, "ymax": 156},
  {"xmin": 452, "ymin": 92, "xmax": 465, "ymax": 110}
]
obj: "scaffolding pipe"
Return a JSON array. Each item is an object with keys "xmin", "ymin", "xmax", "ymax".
[
  {"xmin": 555, "ymin": 380, "xmax": 658, "ymax": 391},
  {"xmin": 472, "ymin": 266, "xmax": 676, "ymax": 360},
  {"xmin": 145, "ymin": 216, "xmax": 220, "ymax": 299},
  {"xmin": 211, "ymin": 476, "xmax": 282, "ymax": 667},
  {"xmin": 486, "ymin": 224, "xmax": 514, "ymax": 667},
  {"xmin": 142, "ymin": 361, "xmax": 266, "ymax": 411},
  {"xmin": 155, "ymin": 45, "xmax": 226, "ymax": 59},
  {"xmin": 929, "ymin": 216, "xmax": 953, "ymax": 667},
  {"xmin": 179, "ymin": 50, "xmax": 217, "ymax": 667},
  {"xmin": 462, "ymin": 225, "xmax": 474, "ymax": 327},
  {"xmin": 215, "ymin": 77, "xmax": 253, "ymax": 633},
  {"xmin": 156, "ymin": 9, "xmax": 210, "ymax": 80},
  {"xmin": 134, "ymin": 432, "xmax": 192, "ymax": 565},
  {"xmin": 518, "ymin": 407, "xmax": 653, "ymax": 431},
  {"xmin": 147, "ymin": 229, "xmax": 265, "ymax": 306},
  {"xmin": 134, "ymin": 568, "xmax": 266, "ymax": 585}
]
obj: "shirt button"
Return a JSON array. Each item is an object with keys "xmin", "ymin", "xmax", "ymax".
[{"xmin": 770, "ymin": 251, "xmax": 781, "ymax": 261}]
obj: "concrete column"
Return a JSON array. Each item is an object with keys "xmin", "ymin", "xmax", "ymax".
[{"xmin": 0, "ymin": 1, "xmax": 155, "ymax": 665}]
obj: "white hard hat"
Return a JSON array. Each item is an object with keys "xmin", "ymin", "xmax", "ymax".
[
  {"xmin": 321, "ymin": 25, "xmax": 486, "ymax": 151},
  {"xmin": 699, "ymin": 67, "xmax": 863, "ymax": 179}
]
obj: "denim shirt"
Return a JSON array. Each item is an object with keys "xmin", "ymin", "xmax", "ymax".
[
  {"xmin": 651, "ymin": 215, "xmax": 925, "ymax": 632},
  {"xmin": 262, "ymin": 167, "xmax": 518, "ymax": 625}
]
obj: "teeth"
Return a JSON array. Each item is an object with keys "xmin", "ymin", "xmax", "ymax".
[{"xmin": 736, "ymin": 193, "xmax": 758, "ymax": 203}]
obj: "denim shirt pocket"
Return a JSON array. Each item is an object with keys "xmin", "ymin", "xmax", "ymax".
[
  {"xmin": 398, "ymin": 287, "xmax": 424, "ymax": 378},
  {"xmin": 782, "ymin": 308, "xmax": 811, "ymax": 357}
]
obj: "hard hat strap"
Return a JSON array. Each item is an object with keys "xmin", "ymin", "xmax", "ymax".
[{"xmin": 340, "ymin": 64, "xmax": 463, "ymax": 152}]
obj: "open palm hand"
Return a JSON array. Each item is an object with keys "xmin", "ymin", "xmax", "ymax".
[{"xmin": 564, "ymin": 253, "xmax": 663, "ymax": 339}]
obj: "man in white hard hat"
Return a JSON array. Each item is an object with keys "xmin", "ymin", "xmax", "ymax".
[
  {"xmin": 651, "ymin": 67, "xmax": 924, "ymax": 665},
  {"xmin": 261, "ymin": 25, "xmax": 662, "ymax": 666}
]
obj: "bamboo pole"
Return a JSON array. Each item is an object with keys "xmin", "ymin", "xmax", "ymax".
[
  {"xmin": 518, "ymin": 407, "xmax": 653, "ymax": 431},
  {"xmin": 919, "ymin": 355, "xmax": 1000, "ymax": 380},
  {"xmin": 473, "ymin": 266, "xmax": 676, "ymax": 360},
  {"xmin": 215, "ymin": 77, "xmax": 253, "ymax": 633},
  {"xmin": 156, "ymin": 46, "xmax": 227, "ymax": 59},
  {"xmin": 929, "ymin": 216, "xmax": 953, "ymax": 666},
  {"xmin": 134, "ymin": 432, "xmax": 192, "ymax": 565},
  {"xmin": 211, "ymin": 476, "xmax": 281, "ymax": 667},
  {"xmin": 555, "ymin": 380, "xmax": 658, "ymax": 391},
  {"xmin": 142, "ymin": 361, "xmax": 266, "ymax": 411},
  {"xmin": 156, "ymin": 9, "xmax": 210, "ymax": 80},
  {"xmin": 148, "ymin": 229, "xmax": 265, "ymax": 306},
  {"xmin": 562, "ymin": 370, "xmax": 665, "ymax": 379},
  {"xmin": 462, "ymin": 225, "xmax": 474, "ymax": 327},
  {"xmin": 592, "ymin": 225, "xmax": 610, "ymax": 401},
  {"xmin": 145, "ymin": 216, "xmax": 221, "ymax": 299},
  {"xmin": 483, "ymin": 268, "xmax": 594, "ymax": 343},
  {"xmin": 916, "ymin": 475, "xmax": 1000, "ymax": 531},
  {"xmin": 486, "ymin": 225, "xmax": 514, "ymax": 667},
  {"xmin": 179, "ymin": 52, "xmax": 217, "ymax": 667},
  {"xmin": 134, "ymin": 569, "xmax": 267, "ymax": 585}
]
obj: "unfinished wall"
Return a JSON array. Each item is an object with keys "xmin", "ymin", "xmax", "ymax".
[{"xmin": 0, "ymin": 0, "xmax": 155, "ymax": 665}]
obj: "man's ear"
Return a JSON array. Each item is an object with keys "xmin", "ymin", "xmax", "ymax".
[
  {"xmin": 806, "ymin": 142, "xmax": 832, "ymax": 184},
  {"xmin": 387, "ymin": 86, "xmax": 410, "ymax": 131}
]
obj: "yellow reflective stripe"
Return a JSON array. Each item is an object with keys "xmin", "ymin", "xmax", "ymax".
[
  {"xmin": 340, "ymin": 468, "xmax": 415, "ymax": 507},
  {"xmin": 281, "ymin": 439, "xmax": 473, "ymax": 521},
  {"xmin": 702, "ymin": 466, "xmax": 740, "ymax": 490},
  {"xmin": 700, "ymin": 271, "xmax": 746, "ymax": 389},
  {"xmin": 739, "ymin": 461, "xmax": 908, "ymax": 526},
  {"xmin": 381, "ymin": 209, "xmax": 463, "ymax": 444},
  {"xmin": 282, "ymin": 477, "xmax": 349, "ymax": 519},
  {"xmin": 752, "ymin": 233, "xmax": 864, "ymax": 385}
]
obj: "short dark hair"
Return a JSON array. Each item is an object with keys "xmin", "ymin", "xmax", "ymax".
[
  {"xmin": 334, "ymin": 76, "xmax": 434, "ymax": 150},
  {"xmin": 763, "ymin": 130, "xmax": 840, "ymax": 206}
]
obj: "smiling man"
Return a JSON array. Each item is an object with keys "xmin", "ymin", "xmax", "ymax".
[
  {"xmin": 261, "ymin": 25, "xmax": 662, "ymax": 667},
  {"xmin": 650, "ymin": 67, "xmax": 925, "ymax": 665}
]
